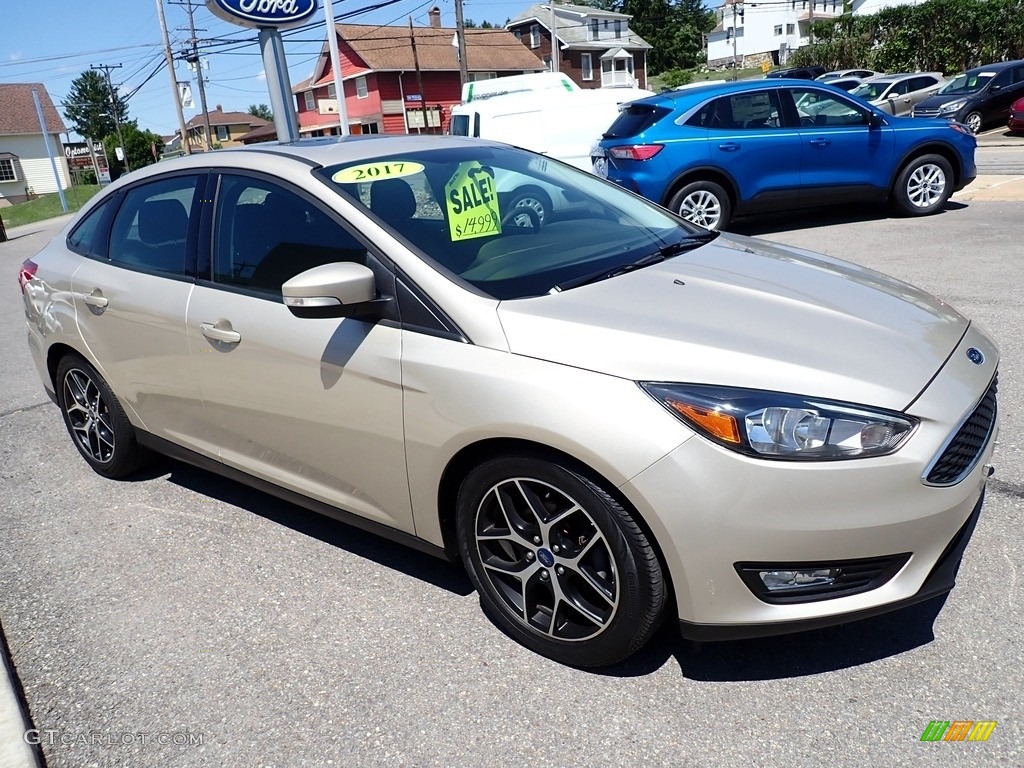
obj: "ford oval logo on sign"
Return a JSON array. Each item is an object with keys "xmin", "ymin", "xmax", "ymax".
[{"xmin": 206, "ymin": 0, "xmax": 319, "ymax": 29}]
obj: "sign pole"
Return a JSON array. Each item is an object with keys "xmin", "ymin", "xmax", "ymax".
[
  {"xmin": 259, "ymin": 28, "xmax": 300, "ymax": 143},
  {"xmin": 324, "ymin": 0, "xmax": 350, "ymax": 135}
]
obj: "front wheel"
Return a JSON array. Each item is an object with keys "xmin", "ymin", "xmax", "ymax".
[
  {"xmin": 891, "ymin": 154, "xmax": 953, "ymax": 216},
  {"xmin": 667, "ymin": 180, "xmax": 732, "ymax": 231},
  {"xmin": 963, "ymin": 111, "xmax": 983, "ymax": 134},
  {"xmin": 456, "ymin": 456, "xmax": 666, "ymax": 667}
]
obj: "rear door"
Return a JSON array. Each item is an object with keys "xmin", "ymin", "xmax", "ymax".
[
  {"xmin": 985, "ymin": 65, "xmax": 1024, "ymax": 122},
  {"xmin": 688, "ymin": 90, "xmax": 802, "ymax": 211},
  {"xmin": 70, "ymin": 172, "xmax": 210, "ymax": 451},
  {"xmin": 784, "ymin": 86, "xmax": 895, "ymax": 203}
]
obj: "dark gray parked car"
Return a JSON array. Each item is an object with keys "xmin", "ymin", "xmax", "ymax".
[{"xmin": 913, "ymin": 59, "xmax": 1024, "ymax": 133}]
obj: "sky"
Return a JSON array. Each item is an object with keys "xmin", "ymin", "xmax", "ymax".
[{"xmin": 0, "ymin": 0, "xmax": 534, "ymax": 140}]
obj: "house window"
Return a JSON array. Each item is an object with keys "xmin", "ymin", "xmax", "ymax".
[
  {"xmin": 304, "ymin": 91, "xmax": 314, "ymax": 111},
  {"xmin": 530, "ymin": 24, "xmax": 540, "ymax": 48},
  {"xmin": 590, "ymin": 19, "xmax": 599, "ymax": 40},
  {"xmin": 362, "ymin": 122, "xmax": 380, "ymax": 134},
  {"xmin": 216, "ymin": 125, "xmax": 229, "ymax": 141},
  {"xmin": 603, "ymin": 20, "xmax": 609, "ymax": 29},
  {"xmin": 774, "ymin": 24, "xmax": 783, "ymax": 35},
  {"xmin": 513, "ymin": 29, "xmax": 521, "ymax": 39},
  {"xmin": 581, "ymin": 52, "xmax": 593, "ymax": 81},
  {"xmin": 614, "ymin": 20, "xmax": 622, "ymax": 38},
  {"xmin": 356, "ymin": 76, "xmax": 368, "ymax": 99},
  {"xmin": 0, "ymin": 157, "xmax": 17, "ymax": 182},
  {"xmin": 786, "ymin": 23, "xmax": 795, "ymax": 33},
  {"xmin": 327, "ymin": 83, "xmax": 336, "ymax": 99},
  {"xmin": 469, "ymin": 72, "xmax": 497, "ymax": 82},
  {"xmin": 543, "ymin": 55, "xmax": 553, "ymax": 71}
]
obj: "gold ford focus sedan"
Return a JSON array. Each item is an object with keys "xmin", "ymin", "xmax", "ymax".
[{"xmin": 19, "ymin": 136, "xmax": 998, "ymax": 667}]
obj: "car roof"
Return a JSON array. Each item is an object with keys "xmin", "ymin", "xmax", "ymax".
[
  {"xmin": 658, "ymin": 78, "xmax": 841, "ymax": 104},
  {"xmin": 964, "ymin": 59, "xmax": 1024, "ymax": 73}
]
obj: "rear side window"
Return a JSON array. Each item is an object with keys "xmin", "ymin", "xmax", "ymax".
[
  {"xmin": 603, "ymin": 104, "xmax": 671, "ymax": 138},
  {"xmin": 108, "ymin": 175, "xmax": 201, "ymax": 275},
  {"xmin": 450, "ymin": 114, "xmax": 470, "ymax": 136},
  {"xmin": 67, "ymin": 199, "xmax": 111, "ymax": 257}
]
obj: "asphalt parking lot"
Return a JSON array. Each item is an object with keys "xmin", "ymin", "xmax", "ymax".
[{"xmin": 1, "ymin": 198, "xmax": 1022, "ymax": 768}]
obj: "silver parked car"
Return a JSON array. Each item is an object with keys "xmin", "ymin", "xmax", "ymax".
[
  {"xmin": 20, "ymin": 136, "xmax": 998, "ymax": 667},
  {"xmin": 850, "ymin": 72, "xmax": 946, "ymax": 116}
]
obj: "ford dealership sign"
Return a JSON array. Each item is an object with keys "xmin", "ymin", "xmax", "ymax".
[{"xmin": 206, "ymin": 0, "xmax": 319, "ymax": 29}]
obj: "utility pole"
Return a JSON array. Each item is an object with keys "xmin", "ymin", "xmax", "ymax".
[
  {"xmin": 91, "ymin": 63, "xmax": 130, "ymax": 172},
  {"xmin": 171, "ymin": 0, "xmax": 213, "ymax": 151},
  {"xmin": 549, "ymin": 2, "xmax": 559, "ymax": 73},
  {"xmin": 409, "ymin": 17, "xmax": 430, "ymax": 133},
  {"xmin": 453, "ymin": 0, "xmax": 469, "ymax": 86},
  {"xmin": 324, "ymin": 0, "xmax": 350, "ymax": 135},
  {"xmin": 156, "ymin": 0, "xmax": 191, "ymax": 154}
]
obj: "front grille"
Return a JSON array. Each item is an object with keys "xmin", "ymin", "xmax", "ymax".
[
  {"xmin": 926, "ymin": 374, "xmax": 998, "ymax": 486},
  {"xmin": 735, "ymin": 554, "xmax": 911, "ymax": 604},
  {"xmin": 914, "ymin": 107, "xmax": 941, "ymax": 118}
]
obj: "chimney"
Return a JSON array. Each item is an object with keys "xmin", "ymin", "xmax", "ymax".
[
  {"xmin": 215, "ymin": 104, "xmax": 223, "ymax": 112},
  {"xmin": 428, "ymin": 6, "xmax": 441, "ymax": 28}
]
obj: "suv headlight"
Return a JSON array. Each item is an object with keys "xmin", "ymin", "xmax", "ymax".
[
  {"xmin": 640, "ymin": 383, "xmax": 917, "ymax": 460},
  {"xmin": 939, "ymin": 99, "xmax": 967, "ymax": 114}
]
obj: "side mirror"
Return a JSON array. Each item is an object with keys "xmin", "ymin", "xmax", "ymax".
[
  {"xmin": 282, "ymin": 262, "xmax": 389, "ymax": 319},
  {"xmin": 868, "ymin": 111, "xmax": 885, "ymax": 127}
]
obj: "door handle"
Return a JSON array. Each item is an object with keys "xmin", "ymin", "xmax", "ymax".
[
  {"xmin": 809, "ymin": 138, "xmax": 831, "ymax": 147},
  {"xmin": 717, "ymin": 142, "xmax": 741, "ymax": 152},
  {"xmin": 83, "ymin": 293, "xmax": 108, "ymax": 308},
  {"xmin": 200, "ymin": 322, "xmax": 241, "ymax": 344}
]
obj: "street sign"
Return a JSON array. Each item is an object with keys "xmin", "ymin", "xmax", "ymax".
[{"xmin": 761, "ymin": 61, "xmax": 771, "ymax": 74}]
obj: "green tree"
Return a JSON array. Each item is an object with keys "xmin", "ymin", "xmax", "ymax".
[
  {"xmin": 64, "ymin": 70, "xmax": 129, "ymax": 141},
  {"xmin": 248, "ymin": 103, "xmax": 273, "ymax": 121},
  {"xmin": 620, "ymin": 0, "xmax": 715, "ymax": 73},
  {"xmin": 102, "ymin": 121, "xmax": 164, "ymax": 177}
]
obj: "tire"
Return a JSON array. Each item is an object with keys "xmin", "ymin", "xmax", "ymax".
[
  {"xmin": 963, "ymin": 111, "xmax": 983, "ymax": 134},
  {"xmin": 507, "ymin": 187, "xmax": 552, "ymax": 228},
  {"xmin": 667, "ymin": 180, "xmax": 732, "ymax": 231},
  {"xmin": 891, "ymin": 154, "xmax": 953, "ymax": 217},
  {"xmin": 456, "ymin": 455, "xmax": 665, "ymax": 667},
  {"xmin": 55, "ymin": 353, "xmax": 149, "ymax": 478}
]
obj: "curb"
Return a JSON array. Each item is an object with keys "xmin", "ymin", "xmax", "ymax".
[{"xmin": 0, "ymin": 620, "xmax": 41, "ymax": 768}]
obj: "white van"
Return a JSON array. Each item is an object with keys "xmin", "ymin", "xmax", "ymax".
[{"xmin": 449, "ymin": 84, "xmax": 652, "ymax": 227}]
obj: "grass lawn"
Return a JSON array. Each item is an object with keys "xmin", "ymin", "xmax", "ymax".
[
  {"xmin": 1, "ymin": 184, "xmax": 101, "ymax": 230},
  {"xmin": 648, "ymin": 68, "xmax": 767, "ymax": 91}
]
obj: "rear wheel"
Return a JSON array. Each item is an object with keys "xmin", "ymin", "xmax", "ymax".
[
  {"xmin": 55, "ymin": 354, "xmax": 149, "ymax": 478},
  {"xmin": 667, "ymin": 180, "xmax": 732, "ymax": 231},
  {"xmin": 507, "ymin": 187, "xmax": 553, "ymax": 228},
  {"xmin": 456, "ymin": 455, "xmax": 665, "ymax": 667},
  {"xmin": 891, "ymin": 154, "xmax": 953, "ymax": 216}
]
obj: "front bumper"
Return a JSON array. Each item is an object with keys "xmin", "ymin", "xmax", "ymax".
[{"xmin": 619, "ymin": 324, "xmax": 998, "ymax": 640}]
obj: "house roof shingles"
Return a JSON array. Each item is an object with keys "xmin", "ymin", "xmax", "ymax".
[
  {"xmin": 297, "ymin": 23, "xmax": 544, "ymax": 91},
  {"xmin": 0, "ymin": 83, "xmax": 67, "ymax": 136},
  {"xmin": 184, "ymin": 107, "xmax": 270, "ymax": 130}
]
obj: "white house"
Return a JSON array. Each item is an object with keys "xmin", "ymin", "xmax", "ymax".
[
  {"xmin": 707, "ymin": 0, "xmax": 841, "ymax": 70},
  {"xmin": 0, "ymin": 83, "xmax": 70, "ymax": 205}
]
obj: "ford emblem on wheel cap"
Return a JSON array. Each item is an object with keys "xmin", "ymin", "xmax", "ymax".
[{"xmin": 967, "ymin": 347, "xmax": 984, "ymax": 365}]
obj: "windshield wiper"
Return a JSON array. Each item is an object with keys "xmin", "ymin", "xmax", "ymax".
[{"xmin": 552, "ymin": 231, "xmax": 719, "ymax": 292}]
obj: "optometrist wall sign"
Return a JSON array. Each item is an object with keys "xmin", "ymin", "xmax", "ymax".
[{"xmin": 206, "ymin": 0, "xmax": 319, "ymax": 29}]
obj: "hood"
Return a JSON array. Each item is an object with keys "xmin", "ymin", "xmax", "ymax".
[
  {"xmin": 497, "ymin": 234, "xmax": 968, "ymax": 411},
  {"xmin": 916, "ymin": 91, "xmax": 983, "ymax": 109}
]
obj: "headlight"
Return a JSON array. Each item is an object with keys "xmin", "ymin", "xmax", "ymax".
[
  {"xmin": 640, "ymin": 384, "xmax": 917, "ymax": 461},
  {"xmin": 939, "ymin": 99, "xmax": 967, "ymax": 114}
]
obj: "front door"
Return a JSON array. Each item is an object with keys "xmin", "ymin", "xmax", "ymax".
[{"xmin": 186, "ymin": 172, "xmax": 413, "ymax": 532}]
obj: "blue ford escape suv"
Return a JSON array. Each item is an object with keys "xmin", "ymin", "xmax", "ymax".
[{"xmin": 593, "ymin": 79, "xmax": 977, "ymax": 230}]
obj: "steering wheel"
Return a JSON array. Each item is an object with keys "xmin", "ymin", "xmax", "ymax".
[{"xmin": 501, "ymin": 205, "xmax": 542, "ymax": 233}]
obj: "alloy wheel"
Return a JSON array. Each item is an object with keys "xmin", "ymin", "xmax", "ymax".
[
  {"xmin": 678, "ymin": 190, "xmax": 722, "ymax": 229},
  {"xmin": 62, "ymin": 368, "xmax": 115, "ymax": 464},
  {"xmin": 905, "ymin": 163, "xmax": 947, "ymax": 209},
  {"xmin": 474, "ymin": 477, "xmax": 619, "ymax": 641},
  {"xmin": 964, "ymin": 112, "xmax": 982, "ymax": 134}
]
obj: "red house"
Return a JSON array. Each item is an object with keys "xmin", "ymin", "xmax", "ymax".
[{"xmin": 293, "ymin": 8, "xmax": 546, "ymax": 136}]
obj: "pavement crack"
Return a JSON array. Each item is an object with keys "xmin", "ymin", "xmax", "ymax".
[{"xmin": 0, "ymin": 401, "xmax": 52, "ymax": 420}]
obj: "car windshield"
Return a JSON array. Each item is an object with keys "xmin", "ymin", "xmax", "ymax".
[
  {"xmin": 851, "ymin": 81, "xmax": 892, "ymax": 100},
  {"xmin": 317, "ymin": 145, "xmax": 700, "ymax": 300},
  {"xmin": 939, "ymin": 72, "xmax": 994, "ymax": 95}
]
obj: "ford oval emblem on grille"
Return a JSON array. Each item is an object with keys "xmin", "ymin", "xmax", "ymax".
[{"xmin": 966, "ymin": 347, "xmax": 984, "ymax": 365}]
